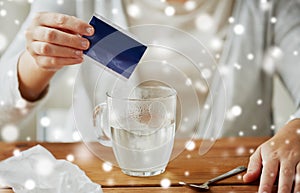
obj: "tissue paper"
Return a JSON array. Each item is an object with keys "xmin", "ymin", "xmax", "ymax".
[{"xmin": 0, "ymin": 145, "xmax": 102, "ymax": 193}]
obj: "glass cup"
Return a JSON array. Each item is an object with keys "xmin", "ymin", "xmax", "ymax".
[{"xmin": 93, "ymin": 85, "xmax": 177, "ymax": 177}]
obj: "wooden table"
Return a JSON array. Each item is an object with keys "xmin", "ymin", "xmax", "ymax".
[{"xmin": 0, "ymin": 137, "xmax": 277, "ymax": 192}]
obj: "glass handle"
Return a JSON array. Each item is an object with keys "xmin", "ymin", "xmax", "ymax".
[{"xmin": 93, "ymin": 103, "xmax": 112, "ymax": 147}]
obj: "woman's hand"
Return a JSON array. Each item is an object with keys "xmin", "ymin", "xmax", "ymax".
[
  {"xmin": 25, "ymin": 12, "xmax": 94, "ymax": 70},
  {"xmin": 18, "ymin": 12, "xmax": 94, "ymax": 101},
  {"xmin": 243, "ymin": 119, "xmax": 300, "ymax": 193}
]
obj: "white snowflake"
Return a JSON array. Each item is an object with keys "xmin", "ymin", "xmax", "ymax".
[
  {"xmin": 256, "ymin": 99, "xmax": 263, "ymax": 105},
  {"xmin": 270, "ymin": 17, "xmax": 277, "ymax": 24},
  {"xmin": 285, "ymin": 139, "xmax": 290, "ymax": 145},
  {"xmin": 185, "ymin": 140, "xmax": 196, "ymax": 151},
  {"xmin": 185, "ymin": 78, "xmax": 192, "ymax": 86},
  {"xmin": 233, "ymin": 24, "xmax": 245, "ymax": 35},
  {"xmin": 72, "ymin": 131, "xmax": 81, "ymax": 141},
  {"xmin": 40, "ymin": 116, "xmax": 51, "ymax": 127},
  {"xmin": 184, "ymin": 171, "xmax": 190, "ymax": 176},
  {"xmin": 164, "ymin": 6, "xmax": 175, "ymax": 16},
  {"xmin": 13, "ymin": 149, "xmax": 21, "ymax": 156},
  {"xmin": 184, "ymin": 0, "xmax": 196, "ymax": 11},
  {"xmin": 249, "ymin": 148, "xmax": 255, "ymax": 154},
  {"xmin": 127, "ymin": 4, "xmax": 141, "ymax": 18},
  {"xmin": 160, "ymin": 178, "xmax": 171, "ymax": 189},
  {"xmin": 1, "ymin": 124, "xmax": 19, "ymax": 142},
  {"xmin": 228, "ymin": 16, "xmax": 235, "ymax": 23},
  {"xmin": 231, "ymin": 105, "xmax": 242, "ymax": 117},
  {"xmin": 24, "ymin": 179, "xmax": 36, "ymax": 190},
  {"xmin": 102, "ymin": 161, "xmax": 113, "ymax": 172},
  {"xmin": 238, "ymin": 131, "xmax": 244, "ymax": 136},
  {"xmin": 112, "ymin": 8, "xmax": 118, "ymax": 15},
  {"xmin": 15, "ymin": 99, "xmax": 27, "ymax": 109},
  {"xmin": 236, "ymin": 146, "xmax": 245, "ymax": 155},
  {"xmin": 201, "ymin": 68, "xmax": 212, "ymax": 79},
  {"xmin": 14, "ymin": 19, "xmax": 20, "ymax": 25},
  {"xmin": 252, "ymin": 125, "xmax": 257, "ymax": 130},
  {"xmin": 195, "ymin": 13, "xmax": 214, "ymax": 32},
  {"xmin": 247, "ymin": 53, "xmax": 254, "ymax": 60},
  {"xmin": 66, "ymin": 154, "xmax": 75, "ymax": 162},
  {"xmin": 56, "ymin": 0, "xmax": 63, "ymax": 5},
  {"xmin": 210, "ymin": 37, "xmax": 223, "ymax": 51},
  {"xmin": 234, "ymin": 63, "xmax": 241, "ymax": 70},
  {"xmin": 0, "ymin": 9, "xmax": 6, "ymax": 17}
]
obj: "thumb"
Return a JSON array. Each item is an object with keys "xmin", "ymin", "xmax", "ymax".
[{"xmin": 243, "ymin": 147, "xmax": 262, "ymax": 183}]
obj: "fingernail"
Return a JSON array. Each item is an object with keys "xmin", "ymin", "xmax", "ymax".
[
  {"xmin": 86, "ymin": 27, "xmax": 94, "ymax": 35},
  {"xmin": 75, "ymin": 50, "xmax": 82, "ymax": 56},
  {"xmin": 81, "ymin": 40, "xmax": 88, "ymax": 48}
]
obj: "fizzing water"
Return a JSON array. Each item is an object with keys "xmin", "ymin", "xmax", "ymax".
[{"xmin": 110, "ymin": 120, "xmax": 175, "ymax": 176}]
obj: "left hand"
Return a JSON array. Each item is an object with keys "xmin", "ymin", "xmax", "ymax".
[{"xmin": 243, "ymin": 119, "xmax": 300, "ymax": 193}]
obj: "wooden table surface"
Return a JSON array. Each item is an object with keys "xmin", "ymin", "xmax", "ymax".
[{"xmin": 0, "ymin": 137, "xmax": 277, "ymax": 192}]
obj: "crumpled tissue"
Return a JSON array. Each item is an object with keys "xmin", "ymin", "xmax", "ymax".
[{"xmin": 0, "ymin": 145, "xmax": 103, "ymax": 193}]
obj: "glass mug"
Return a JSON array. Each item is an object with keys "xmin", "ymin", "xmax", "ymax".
[{"xmin": 93, "ymin": 85, "xmax": 177, "ymax": 177}]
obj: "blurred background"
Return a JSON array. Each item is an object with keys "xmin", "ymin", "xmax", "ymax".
[{"xmin": 0, "ymin": 0, "xmax": 296, "ymax": 142}]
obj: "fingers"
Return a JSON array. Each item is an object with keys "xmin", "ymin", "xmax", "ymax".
[
  {"xmin": 33, "ymin": 55, "xmax": 83, "ymax": 70},
  {"xmin": 277, "ymin": 161, "xmax": 295, "ymax": 193},
  {"xmin": 28, "ymin": 26, "xmax": 90, "ymax": 50},
  {"xmin": 295, "ymin": 163, "xmax": 300, "ymax": 193},
  {"xmin": 32, "ymin": 12, "xmax": 94, "ymax": 36},
  {"xmin": 258, "ymin": 152, "xmax": 279, "ymax": 193},
  {"xmin": 243, "ymin": 147, "xmax": 263, "ymax": 182},
  {"xmin": 30, "ymin": 41, "xmax": 83, "ymax": 58}
]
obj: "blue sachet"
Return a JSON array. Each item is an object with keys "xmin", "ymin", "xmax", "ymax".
[{"xmin": 84, "ymin": 15, "xmax": 147, "ymax": 79}]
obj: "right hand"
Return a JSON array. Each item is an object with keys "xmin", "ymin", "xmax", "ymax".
[{"xmin": 25, "ymin": 12, "xmax": 94, "ymax": 71}]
